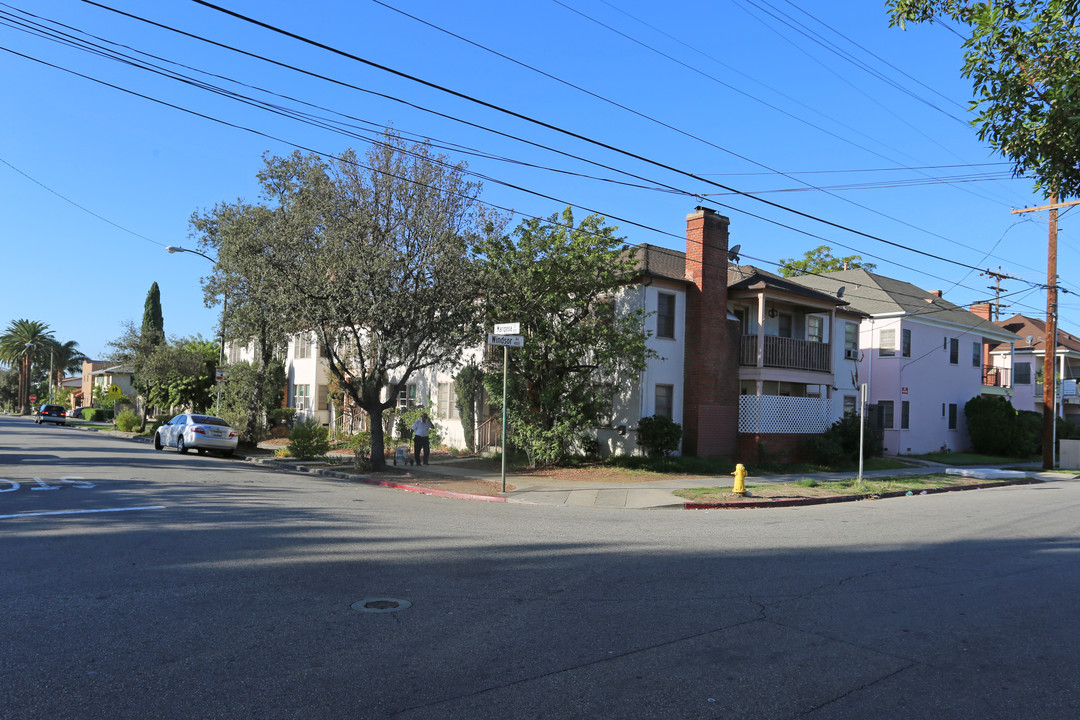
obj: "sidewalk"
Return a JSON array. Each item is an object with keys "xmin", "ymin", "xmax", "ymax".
[{"xmin": 252, "ymin": 454, "xmax": 1064, "ymax": 510}]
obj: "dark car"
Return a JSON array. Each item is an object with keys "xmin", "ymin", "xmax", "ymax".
[
  {"xmin": 69, "ymin": 407, "xmax": 83, "ymax": 419},
  {"xmin": 35, "ymin": 404, "xmax": 67, "ymax": 426}
]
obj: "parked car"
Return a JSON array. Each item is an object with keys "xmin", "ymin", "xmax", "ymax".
[
  {"xmin": 154, "ymin": 414, "xmax": 238, "ymax": 457},
  {"xmin": 69, "ymin": 407, "xmax": 83, "ymax": 419},
  {"xmin": 35, "ymin": 404, "xmax": 67, "ymax": 426}
]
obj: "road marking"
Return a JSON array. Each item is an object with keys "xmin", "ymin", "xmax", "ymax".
[{"xmin": 0, "ymin": 506, "xmax": 166, "ymax": 520}]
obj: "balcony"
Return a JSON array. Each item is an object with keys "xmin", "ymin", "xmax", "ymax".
[
  {"xmin": 982, "ymin": 365, "xmax": 1010, "ymax": 388},
  {"xmin": 740, "ymin": 335, "xmax": 831, "ymax": 372}
]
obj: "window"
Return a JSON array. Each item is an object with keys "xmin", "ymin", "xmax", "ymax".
[
  {"xmin": 1015, "ymin": 362, "xmax": 1032, "ymax": 384},
  {"xmin": 655, "ymin": 384, "xmax": 674, "ymax": 419},
  {"xmin": 657, "ymin": 293, "xmax": 676, "ymax": 339},
  {"xmin": 317, "ymin": 384, "xmax": 329, "ymax": 411},
  {"xmin": 437, "ymin": 382, "xmax": 459, "ymax": 419},
  {"xmin": 807, "ymin": 316, "xmax": 824, "ymax": 343},
  {"xmin": 294, "ymin": 335, "xmax": 312, "ymax": 359},
  {"xmin": 879, "ymin": 400, "xmax": 894, "ymax": 429},
  {"xmin": 949, "ymin": 338, "xmax": 959, "ymax": 364},
  {"xmin": 843, "ymin": 395, "xmax": 857, "ymax": 415},
  {"xmin": 845, "ymin": 323, "xmax": 859, "ymax": 354},
  {"xmin": 972, "ymin": 342, "xmax": 981, "ymax": 368},
  {"xmin": 948, "ymin": 403, "xmax": 958, "ymax": 430},
  {"xmin": 901, "ymin": 328, "xmax": 911, "ymax": 357},
  {"xmin": 901, "ymin": 400, "xmax": 910, "ymax": 430},
  {"xmin": 397, "ymin": 384, "xmax": 418, "ymax": 410},
  {"xmin": 228, "ymin": 342, "xmax": 241, "ymax": 364},
  {"xmin": 292, "ymin": 384, "xmax": 310, "ymax": 410},
  {"xmin": 880, "ymin": 328, "xmax": 896, "ymax": 357}
]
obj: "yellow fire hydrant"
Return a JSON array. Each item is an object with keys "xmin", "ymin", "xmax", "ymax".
[{"xmin": 732, "ymin": 463, "xmax": 747, "ymax": 496}]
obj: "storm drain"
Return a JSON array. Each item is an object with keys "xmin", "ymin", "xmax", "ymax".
[{"xmin": 352, "ymin": 598, "xmax": 412, "ymax": 613}]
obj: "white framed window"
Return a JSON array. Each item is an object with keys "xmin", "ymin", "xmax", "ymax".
[
  {"xmin": 807, "ymin": 316, "xmax": 824, "ymax": 343},
  {"xmin": 843, "ymin": 395, "xmax": 857, "ymax": 415},
  {"xmin": 972, "ymin": 341, "xmax": 981, "ymax": 367},
  {"xmin": 949, "ymin": 338, "xmax": 959, "ymax": 365},
  {"xmin": 655, "ymin": 384, "xmax": 674, "ymax": 419},
  {"xmin": 901, "ymin": 328, "xmax": 911, "ymax": 357},
  {"xmin": 293, "ymin": 384, "xmax": 310, "ymax": 411},
  {"xmin": 437, "ymin": 382, "xmax": 459, "ymax": 419},
  {"xmin": 397, "ymin": 384, "xmax": 418, "ymax": 410},
  {"xmin": 294, "ymin": 335, "xmax": 312, "ymax": 359},
  {"xmin": 880, "ymin": 329, "xmax": 896, "ymax": 357}
]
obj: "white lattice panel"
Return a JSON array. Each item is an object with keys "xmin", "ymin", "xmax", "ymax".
[{"xmin": 739, "ymin": 395, "xmax": 831, "ymax": 434}]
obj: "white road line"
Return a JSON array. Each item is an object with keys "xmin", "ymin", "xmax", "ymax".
[{"xmin": 0, "ymin": 506, "xmax": 166, "ymax": 520}]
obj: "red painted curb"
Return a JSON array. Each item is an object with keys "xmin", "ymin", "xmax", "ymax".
[
  {"xmin": 681, "ymin": 478, "xmax": 1041, "ymax": 509},
  {"xmin": 356, "ymin": 477, "xmax": 508, "ymax": 503}
]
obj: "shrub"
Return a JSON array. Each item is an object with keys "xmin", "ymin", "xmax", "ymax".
[
  {"xmin": 636, "ymin": 415, "xmax": 683, "ymax": 457},
  {"xmin": 114, "ymin": 409, "xmax": 140, "ymax": 432},
  {"xmin": 273, "ymin": 446, "xmax": 292, "ymax": 458},
  {"xmin": 965, "ymin": 396, "xmax": 1035, "ymax": 457},
  {"xmin": 806, "ymin": 412, "xmax": 882, "ymax": 464},
  {"xmin": 394, "ymin": 407, "xmax": 442, "ymax": 447},
  {"xmin": 269, "ymin": 425, "xmax": 290, "ymax": 439},
  {"xmin": 288, "ymin": 417, "xmax": 330, "ymax": 460},
  {"xmin": 268, "ymin": 407, "xmax": 297, "ymax": 430},
  {"xmin": 82, "ymin": 408, "xmax": 111, "ymax": 422}
]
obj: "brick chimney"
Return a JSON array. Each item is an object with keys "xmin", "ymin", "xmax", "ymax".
[
  {"xmin": 969, "ymin": 303, "xmax": 993, "ymax": 321},
  {"xmin": 682, "ymin": 207, "xmax": 739, "ymax": 458},
  {"xmin": 930, "ymin": 290, "xmax": 943, "ymax": 298}
]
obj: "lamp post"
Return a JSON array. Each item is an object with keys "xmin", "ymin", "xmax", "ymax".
[{"xmin": 167, "ymin": 246, "xmax": 227, "ymax": 415}]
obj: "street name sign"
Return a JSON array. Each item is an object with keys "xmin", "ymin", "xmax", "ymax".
[
  {"xmin": 488, "ymin": 334, "xmax": 524, "ymax": 348},
  {"xmin": 493, "ymin": 322, "xmax": 520, "ymax": 335}
]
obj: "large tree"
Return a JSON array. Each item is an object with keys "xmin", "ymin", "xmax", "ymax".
[
  {"xmin": 141, "ymin": 282, "xmax": 165, "ymax": 346},
  {"xmin": 0, "ymin": 319, "xmax": 54, "ymax": 413},
  {"xmin": 888, "ymin": 0, "xmax": 1080, "ymax": 198},
  {"xmin": 190, "ymin": 201, "xmax": 298, "ymax": 442},
  {"xmin": 477, "ymin": 208, "xmax": 653, "ymax": 466},
  {"xmin": 240, "ymin": 131, "xmax": 498, "ymax": 467},
  {"xmin": 777, "ymin": 245, "xmax": 876, "ymax": 277},
  {"xmin": 47, "ymin": 339, "xmax": 86, "ymax": 390}
]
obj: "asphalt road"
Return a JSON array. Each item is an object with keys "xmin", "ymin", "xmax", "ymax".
[{"xmin": 2, "ymin": 414, "xmax": 1079, "ymax": 719}]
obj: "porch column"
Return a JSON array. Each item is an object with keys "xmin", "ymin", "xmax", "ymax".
[{"xmin": 756, "ymin": 291, "xmax": 766, "ymax": 368}]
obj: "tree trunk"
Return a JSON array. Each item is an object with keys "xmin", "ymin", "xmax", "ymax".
[{"xmin": 369, "ymin": 404, "xmax": 387, "ymax": 469}]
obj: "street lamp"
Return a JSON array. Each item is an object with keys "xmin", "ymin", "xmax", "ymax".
[{"xmin": 167, "ymin": 246, "xmax": 227, "ymax": 414}]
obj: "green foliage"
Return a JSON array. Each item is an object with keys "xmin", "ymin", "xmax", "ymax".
[
  {"xmin": 888, "ymin": 0, "xmax": 1080, "ymax": 198},
  {"xmin": 0, "ymin": 319, "xmax": 55, "ymax": 413},
  {"xmin": 82, "ymin": 407, "xmax": 111, "ymax": 422},
  {"xmin": 806, "ymin": 412, "xmax": 883, "ymax": 464},
  {"xmin": 141, "ymin": 282, "xmax": 165, "ymax": 347},
  {"xmin": 479, "ymin": 207, "xmax": 653, "ymax": 467},
  {"xmin": 454, "ymin": 363, "xmax": 484, "ymax": 453},
  {"xmin": 777, "ymin": 245, "xmax": 876, "ymax": 277},
  {"xmin": 635, "ymin": 415, "xmax": 683, "ymax": 457},
  {"xmin": 268, "ymin": 407, "xmax": 297, "ymax": 430},
  {"xmin": 1017, "ymin": 410, "xmax": 1044, "ymax": 456},
  {"xmin": 115, "ymin": 409, "xmax": 140, "ymax": 432},
  {"xmin": 219, "ymin": 358, "xmax": 288, "ymax": 442},
  {"xmin": 964, "ymin": 395, "xmax": 1031, "ymax": 457},
  {"xmin": 288, "ymin": 416, "xmax": 330, "ymax": 460},
  {"xmin": 509, "ymin": 416, "xmax": 591, "ymax": 467}
]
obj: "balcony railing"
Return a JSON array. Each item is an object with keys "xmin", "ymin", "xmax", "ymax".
[
  {"xmin": 740, "ymin": 335, "xmax": 831, "ymax": 372},
  {"xmin": 982, "ymin": 365, "xmax": 1011, "ymax": 388}
]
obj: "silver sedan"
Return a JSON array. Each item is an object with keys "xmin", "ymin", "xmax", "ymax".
[{"xmin": 154, "ymin": 414, "xmax": 238, "ymax": 457}]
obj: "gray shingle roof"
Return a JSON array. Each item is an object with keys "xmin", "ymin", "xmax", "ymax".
[{"xmin": 789, "ymin": 268, "xmax": 1014, "ymax": 339}]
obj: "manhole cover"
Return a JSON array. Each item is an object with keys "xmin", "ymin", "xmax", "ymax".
[{"xmin": 352, "ymin": 598, "xmax": 412, "ymax": 613}]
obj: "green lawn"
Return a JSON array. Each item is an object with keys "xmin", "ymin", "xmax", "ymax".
[{"xmin": 675, "ymin": 472, "xmax": 1032, "ymax": 503}]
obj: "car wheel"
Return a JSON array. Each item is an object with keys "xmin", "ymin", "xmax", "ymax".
[
  {"xmin": 196, "ymin": 448, "xmax": 206, "ymax": 455},
  {"xmin": 177, "ymin": 436, "xmax": 188, "ymax": 454},
  {"xmin": 154, "ymin": 433, "xmax": 163, "ymax": 451}
]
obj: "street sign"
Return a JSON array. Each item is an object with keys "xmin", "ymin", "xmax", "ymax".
[
  {"xmin": 108, "ymin": 384, "xmax": 123, "ymax": 400},
  {"xmin": 493, "ymin": 322, "xmax": 520, "ymax": 335},
  {"xmin": 488, "ymin": 334, "xmax": 524, "ymax": 348},
  {"xmin": 29, "ymin": 394, "xmax": 37, "ymax": 403},
  {"xmin": 215, "ymin": 366, "xmax": 227, "ymax": 383}
]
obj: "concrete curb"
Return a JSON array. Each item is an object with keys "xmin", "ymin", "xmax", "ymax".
[
  {"xmin": 682, "ymin": 477, "xmax": 1043, "ymax": 509},
  {"xmin": 246, "ymin": 457, "xmax": 507, "ymax": 503}
]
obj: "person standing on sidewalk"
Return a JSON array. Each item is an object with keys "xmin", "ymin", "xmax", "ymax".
[{"xmin": 411, "ymin": 412, "xmax": 435, "ymax": 465}]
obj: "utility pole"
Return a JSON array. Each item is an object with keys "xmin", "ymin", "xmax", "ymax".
[
  {"xmin": 979, "ymin": 268, "xmax": 1011, "ymax": 321},
  {"xmin": 1011, "ymin": 196, "xmax": 1080, "ymax": 468}
]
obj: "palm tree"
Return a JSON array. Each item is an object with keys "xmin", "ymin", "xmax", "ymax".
[
  {"xmin": 0, "ymin": 319, "xmax": 55, "ymax": 414},
  {"xmin": 47, "ymin": 339, "xmax": 87, "ymax": 388}
]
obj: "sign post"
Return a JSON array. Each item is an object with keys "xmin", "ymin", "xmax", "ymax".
[{"xmin": 489, "ymin": 323, "xmax": 523, "ymax": 492}]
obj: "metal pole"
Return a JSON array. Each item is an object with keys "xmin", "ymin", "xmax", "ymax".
[
  {"xmin": 857, "ymin": 382, "xmax": 867, "ymax": 485},
  {"xmin": 501, "ymin": 345, "xmax": 508, "ymax": 493}
]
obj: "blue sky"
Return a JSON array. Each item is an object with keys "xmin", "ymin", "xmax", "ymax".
[{"xmin": 2, "ymin": 0, "xmax": 1073, "ymax": 361}]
